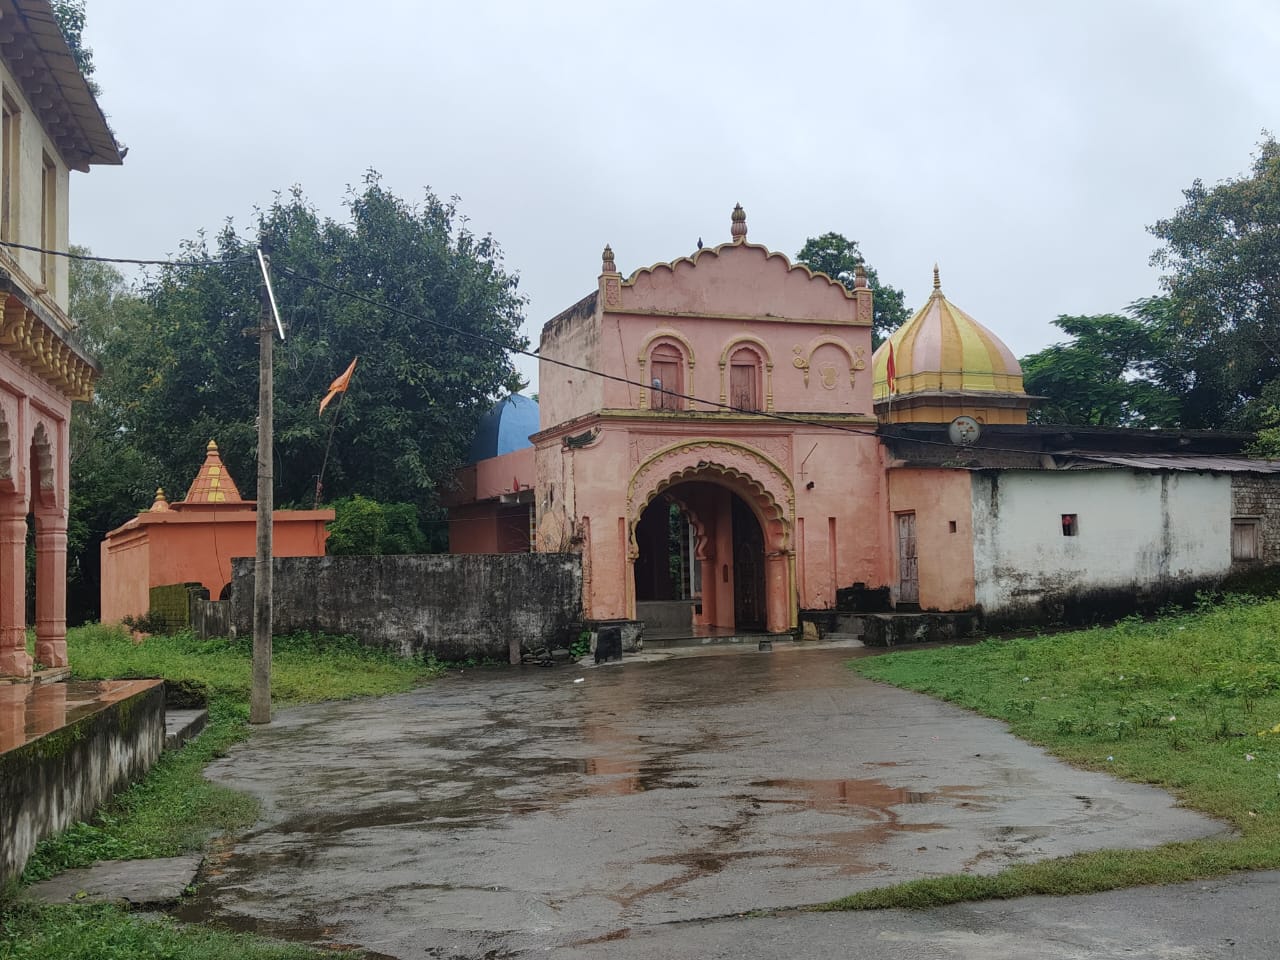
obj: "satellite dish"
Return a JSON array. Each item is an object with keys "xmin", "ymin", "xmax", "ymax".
[{"xmin": 948, "ymin": 416, "xmax": 982, "ymax": 446}]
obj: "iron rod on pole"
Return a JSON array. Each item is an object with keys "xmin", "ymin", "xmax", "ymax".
[{"xmin": 250, "ymin": 247, "xmax": 275, "ymax": 724}]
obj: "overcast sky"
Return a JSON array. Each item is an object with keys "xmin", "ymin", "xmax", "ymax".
[{"xmin": 71, "ymin": 1, "xmax": 1280, "ymax": 392}]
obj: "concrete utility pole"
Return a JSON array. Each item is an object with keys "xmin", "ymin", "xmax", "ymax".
[{"xmin": 251, "ymin": 246, "xmax": 281, "ymax": 724}]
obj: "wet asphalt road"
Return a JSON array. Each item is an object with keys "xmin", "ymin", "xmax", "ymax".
[{"xmin": 181, "ymin": 643, "xmax": 1223, "ymax": 958}]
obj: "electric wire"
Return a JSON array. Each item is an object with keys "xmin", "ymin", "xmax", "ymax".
[
  {"xmin": 280, "ymin": 266, "xmax": 1093, "ymax": 456},
  {"xmin": 0, "ymin": 237, "xmax": 254, "ymax": 267},
  {"xmin": 9, "ymin": 234, "xmax": 1169, "ymax": 456}
]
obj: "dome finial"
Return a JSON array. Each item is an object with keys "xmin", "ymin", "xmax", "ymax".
[
  {"xmin": 854, "ymin": 264, "xmax": 868, "ymax": 289},
  {"xmin": 601, "ymin": 244, "xmax": 616, "ymax": 273},
  {"xmin": 150, "ymin": 487, "xmax": 170, "ymax": 512},
  {"xmin": 932, "ymin": 263, "xmax": 941, "ymax": 292},
  {"xmin": 207, "ymin": 439, "xmax": 218, "ymax": 452},
  {"xmin": 731, "ymin": 203, "xmax": 747, "ymax": 242}
]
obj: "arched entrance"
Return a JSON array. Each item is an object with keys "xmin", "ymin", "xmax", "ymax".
[{"xmin": 627, "ymin": 440, "xmax": 795, "ymax": 634}]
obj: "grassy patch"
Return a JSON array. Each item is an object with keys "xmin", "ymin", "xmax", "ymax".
[
  {"xmin": 5, "ymin": 622, "xmax": 443, "ymax": 956},
  {"xmin": 0, "ymin": 901, "xmax": 316, "ymax": 959},
  {"xmin": 827, "ymin": 596, "xmax": 1280, "ymax": 910}
]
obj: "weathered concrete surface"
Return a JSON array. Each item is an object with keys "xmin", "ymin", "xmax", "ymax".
[
  {"xmin": 0, "ymin": 679, "xmax": 165, "ymax": 886},
  {"xmin": 551, "ymin": 870, "xmax": 1280, "ymax": 959},
  {"xmin": 179, "ymin": 647, "xmax": 1223, "ymax": 958},
  {"xmin": 228, "ymin": 553, "xmax": 583, "ymax": 660},
  {"xmin": 25, "ymin": 855, "xmax": 202, "ymax": 907}
]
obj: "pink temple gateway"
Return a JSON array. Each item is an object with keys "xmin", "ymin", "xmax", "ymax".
[{"xmin": 451, "ymin": 206, "xmax": 1280, "ymax": 641}]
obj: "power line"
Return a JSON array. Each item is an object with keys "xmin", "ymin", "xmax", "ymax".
[
  {"xmin": 20, "ymin": 236, "xmax": 1151, "ymax": 458},
  {"xmin": 0, "ymin": 237, "xmax": 254, "ymax": 268},
  {"xmin": 281, "ymin": 267, "xmax": 882, "ymax": 440},
  {"xmin": 281, "ymin": 267, "xmax": 1069, "ymax": 457}
]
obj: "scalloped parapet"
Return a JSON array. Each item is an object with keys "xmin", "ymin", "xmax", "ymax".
[{"xmin": 616, "ymin": 240, "xmax": 869, "ymax": 325}]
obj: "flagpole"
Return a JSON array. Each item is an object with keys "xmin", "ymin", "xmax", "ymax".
[{"xmin": 314, "ymin": 387, "xmax": 348, "ymax": 508}]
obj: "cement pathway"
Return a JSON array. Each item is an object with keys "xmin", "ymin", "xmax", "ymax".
[{"xmin": 178, "ymin": 645, "xmax": 1224, "ymax": 958}]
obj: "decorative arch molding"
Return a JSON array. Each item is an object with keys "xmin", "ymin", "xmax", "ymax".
[
  {"xmin": 718, "ymin": 335, "xmax": 775, "ymax": 411},
  {"xmin": 636, "ymin": 327, "xmax": 697, "ymax": 411},
  {"xmin": 792, "ymin": 334, "xmax": 866, "ymax": 389},
  {"xmin": 626, "ymin": 439, "xmax": 795, "ymax": 560}
]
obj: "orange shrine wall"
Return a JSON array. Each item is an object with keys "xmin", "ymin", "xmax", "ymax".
[
  {"xmin": 887, "ymin": 468, "xmax": 976, "ymax": 611},
  {"xmin": 99, "ymin": 511, "xmax": 331, "ymax": 624}
]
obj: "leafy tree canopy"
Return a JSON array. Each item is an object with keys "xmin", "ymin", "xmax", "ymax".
[
  {"xmin": 105, "ymin": 173, "xmax": 527, "ymax": 513},
  {"xmin": 1150, "ymin": 134, "xmax": 1280, "ymax": 428},
  {"xmin": 51, "ymin": 0, "xmax": 97, "ymax": 90},
  {"xmin": 67, "ymin": 249, "xmax": 159, "ymax": 622},
  {"xmin": 1020, "ymin": 309, "xmax": 1179, "ymax": 427},
  {"xmin": 795, "ymin": 232, "xmax": 909, "ymax": 347}
]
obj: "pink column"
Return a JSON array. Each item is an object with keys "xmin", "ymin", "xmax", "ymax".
[
  {"xmin": 33, "ymin": 508, "xmax": 68, "ymax": 668},
  {"xmin": 0, "ymin": 498, "xmax": 30, "ymax": 677},
  {"xmin": 765, "ymin": 551, "xmax": 791, "ymax": 634}
]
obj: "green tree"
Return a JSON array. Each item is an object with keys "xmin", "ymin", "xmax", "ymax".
[
  {"xmin": 1149, "ymin": 135, "xmax": 1280, "ymax": 428},
  {"xmin": 795, "ymin": 232, "xmax": 909, "ymax": 347},
  {"xmin": 108, "ymin": 174, "xmax": 527, "ymax": 515},
  {"xmin": 51, "ymin": 0, "xmax": 97, "ymax": 90},
  {"xmin": 1020, "ymin": 311, "xmax": 1179, "ymax": 426},
  {"xmin": 66, "ymin": 248, "xmax": 159, "ymax": 622}
]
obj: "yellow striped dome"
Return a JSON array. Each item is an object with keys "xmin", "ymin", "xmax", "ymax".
[{"xmin": 871, "ymin": 267, "xmax": 1024, "ymax": 403}]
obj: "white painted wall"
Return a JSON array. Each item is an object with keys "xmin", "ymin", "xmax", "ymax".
[
  {"xmin": 0, "ymin": 56, "xmax": 71, "ymax": 312},
  {"xmin": 971, "ymin": 470, "xmax": 1232, "ymax": 616}
]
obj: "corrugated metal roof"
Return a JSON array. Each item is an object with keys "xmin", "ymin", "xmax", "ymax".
[{"xmin": 1059, "ymin": 454, "xmax": 1280, "ymax": 474}]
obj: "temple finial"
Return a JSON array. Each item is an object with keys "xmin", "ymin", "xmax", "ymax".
[
  {"xmin": 150, "ymin": 487, "xmax": 170, "ymax": 512},
  {"xmin": 207, "ymin": 439, "xmax": 218, "ymax": 451},
  {"xmin": 854, "ymin": 264, "xmax": 868, "ymax": 289},
  {"xmin": 932, "ymin": 263, "xmax": 941, "ymax": 291},
  {"xmin": 731, "ymin": 203, "xmax": 747, "ymax": 242},
  {"xmin": 601, "ymin": 244, "xmax": 616, "ymax": 273}
]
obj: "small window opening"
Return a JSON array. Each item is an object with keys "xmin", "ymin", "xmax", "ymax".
[
  {"xmin": 948, "ymin": 520, "xmax": 957, "ymax": 533},
  {"xmin": 1061, "ymin": 514, "xmax": 1078, "ymax": 537},
  {"xmin": 1233, "ymin": 518, "xmax": 1260, "ymax": 561}
]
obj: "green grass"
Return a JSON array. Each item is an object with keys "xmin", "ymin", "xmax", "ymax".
[
  {"xmin": 0, "ymin": 902, "xmax": 316, "ymax": 960},
  {"xmin": 826, "ymin": 595, "xmax": 1280, "ymax": 910},
  {"xmin": 5, "ymin": 622, "xmax": 443, "ymax": 957}
]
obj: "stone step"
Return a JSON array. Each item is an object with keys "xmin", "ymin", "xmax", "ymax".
[
  {"xmin": 165, "ymin": 708, "xmax": 208, "ymax": 751},
  {"xmin": 24, "ymin": 854, "xmax": 203, "ymax": 907}
]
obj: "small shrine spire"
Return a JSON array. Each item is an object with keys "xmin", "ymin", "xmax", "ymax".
[
  {"xmin": 149, "ymin": 487, "xmax": 171, "ymax": 512},
  {"xmin": 731, "ymin": 203, "xmax": 747, "ymax": 242},
  {"xmin": 184, "ymin": 438, "xmax": 244, "ymax": 505},
  {"xmin": 932, "ymin": 263, "xmax": 941, "ymax": 292},
  {"xmin": 601, "ymin": 244, "xmax": 616, "ymax": 274}
]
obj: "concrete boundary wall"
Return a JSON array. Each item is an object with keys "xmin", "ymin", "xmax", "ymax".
[{"xmin": 228, "ymin": 554, "xmax": 583, "ymax": 661}]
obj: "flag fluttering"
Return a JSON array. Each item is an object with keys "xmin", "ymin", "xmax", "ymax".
[
  {"xmin": 319, "ymin": 358, "xmax": 358, "ymax": 416},
  {"xmin": 886, "ymin": 341, "xmax": 897, "ymax": 395}
]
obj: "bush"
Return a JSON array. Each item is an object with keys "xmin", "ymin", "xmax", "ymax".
[{"xmin": 326, "ymin": 495, "xmax": 428, "ymax": 555}]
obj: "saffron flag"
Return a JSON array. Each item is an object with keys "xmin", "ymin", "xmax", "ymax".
[
  {"xmin": 886, "ymin": 341, "xmax": 897, "ymax": 395},
  {"xmin": 319, "ymin": 358, "xmax": 358, "ymax": 416}
]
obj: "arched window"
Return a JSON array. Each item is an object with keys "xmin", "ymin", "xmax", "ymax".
[
  {"xmin": 649, "ymin": 343, "xmax": 684, "ymax": 411},
  {"xmin": 729, "ymin": 346, "xmax": 762, "ymax": 411}
]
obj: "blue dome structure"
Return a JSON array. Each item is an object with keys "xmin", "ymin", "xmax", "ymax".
[{"xmin": 469, "ymin": 394, "xmax": 540, "ymax": 463}]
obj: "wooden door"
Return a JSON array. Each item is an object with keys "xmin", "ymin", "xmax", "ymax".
[
  {"xmin": 897, "ymin": 512, "xmax": 919, "ymax": 604},
  {"xmin": 732, "ymin": 497, "xmax": 765, "ymax": 631}
]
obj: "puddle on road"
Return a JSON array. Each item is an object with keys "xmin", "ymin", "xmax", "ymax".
[{"xmin": 752, "ymin": 777, "xmax": 991, "ymax": 813}]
